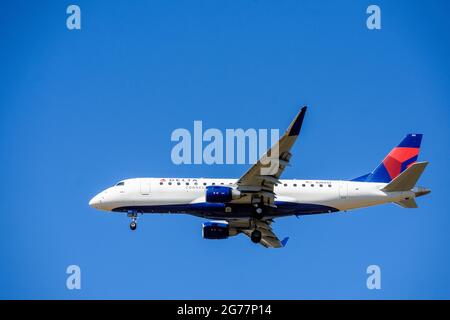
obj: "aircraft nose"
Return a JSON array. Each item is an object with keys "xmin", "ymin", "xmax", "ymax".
[{"xmin": 89, "ymin": 193, "xmax": 102, "ymax": 208}]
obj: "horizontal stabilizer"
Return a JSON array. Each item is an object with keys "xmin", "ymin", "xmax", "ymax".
[
  {"xmin": 382, "ymin": 161, "xmax": 429, "ymax": 192},
  {"xmin": 395, "ymin": 198, "xmax": 418, "ymax": 208}
]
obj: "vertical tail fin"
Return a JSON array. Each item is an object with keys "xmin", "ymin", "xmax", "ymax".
[{"xmin": 352, "ymin": 134, "xmax": 423, "ymax": 183}]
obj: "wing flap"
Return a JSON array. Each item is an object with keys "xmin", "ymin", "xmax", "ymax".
[{"xmin": 235, "ymin": 219, "xmax": 288, "ymax": 248}]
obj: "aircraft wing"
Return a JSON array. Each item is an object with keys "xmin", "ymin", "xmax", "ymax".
[
  {"xmin": 235, "ymin": 107, "xmax": 307, "ymax": 207},
  {"xmin": 228, "ymin": 219, "xmax": 289, "ymax": 248},
  {"xmin": 240, "ymin": 220, "xmax": 289, "ymax": 248}
]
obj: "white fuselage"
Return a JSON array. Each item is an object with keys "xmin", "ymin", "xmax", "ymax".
[{"xmin": 89, "ymin": 178, "xmax": 415, "ymax": 219}]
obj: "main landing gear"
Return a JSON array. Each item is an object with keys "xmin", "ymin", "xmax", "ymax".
[
  {"xmin": 250, "ymin": 203, "xmax": 265, "ymax": 243},
  {"xmin": 251, "ymin": 229, "xmax": 262, "ymax": 244},
  {"xmin": 253, "ymin": 204, "xmax": 264, "ymax": 219}
]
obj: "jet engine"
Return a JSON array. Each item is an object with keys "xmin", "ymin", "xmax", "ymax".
[
  {"xmin": 202, "ymin": 220, "xmax": 238, "ymax": 239},
  {"xmin": 205, "ymin": 186, "xmax": 241, "ymax": 203}
]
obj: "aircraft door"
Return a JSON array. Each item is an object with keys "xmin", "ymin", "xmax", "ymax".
[
  {"xmin": 339, "ymin": 181, "xmax": 348, "ymax": 200},
  {"xmin": 140, "ymin": 179, "xmax": 151, "ymax": 195}
]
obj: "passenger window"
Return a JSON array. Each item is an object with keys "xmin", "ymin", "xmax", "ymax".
[
  {"xmin": 177, "ymin": 182, "xmax": 181, "ymax": 185},
  {"xmin": 319, "ymin": 184, "xmax": 323, "ymax": 187},
  {"xmin": 328, "ymin": 184, "xmax": 332, "ymax": 187},
  {"xmin": 284, "ymin": 184, "xmax": 288, "ymax": 187},
  {"xmin": 186, "ymin": 182, "xmax": 189, "ymax": 185},
  {"xmin": 203, "ymin": 182, "xmax": 207, "ymax": 186},
  {"xmin": 293, "ymin": 184, "xmax": 297, "ymax": 187},
  {"xmin": 311, "ymin": 184, "xmax": 314, "ymax": 187},
  {"xmin": 168, "ymin": 182, "xmax": 172, "ymax": 185},
  {"xmin": 159, "ymin": 182, "xmax": 163, "ymax": 185},
  {"xmin": 302, "ymin": 184, "xmax": 305, "ymax": 187}
]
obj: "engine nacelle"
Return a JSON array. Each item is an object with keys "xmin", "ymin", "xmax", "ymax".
[
  {"xmin": 205, "ymin": 186, "xmax": 241, "ymax": 203},
  {"xmin": 202, "ymin": 221, "xmax": 229, "ymax": 239}
]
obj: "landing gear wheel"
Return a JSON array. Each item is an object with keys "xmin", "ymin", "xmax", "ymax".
[
  {"xmin": 251, "ymin": 230, "xmax": 262, "ymax": 244},
  {"xmin": 128, "ymin": 211, "xmax": 139, "ymax": 231}
]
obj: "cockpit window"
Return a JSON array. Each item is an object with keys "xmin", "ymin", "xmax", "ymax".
[{"xmin": 116, "ymin": 181, "xmax": 125, "ymax": 186}]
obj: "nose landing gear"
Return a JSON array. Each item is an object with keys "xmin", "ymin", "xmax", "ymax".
[{"xmin": 127, "ymin": 211, "xmax": 139, "ymax": 231}]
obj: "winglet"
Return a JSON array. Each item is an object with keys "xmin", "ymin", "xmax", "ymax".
[
  {"xmin": 281, "ymin": 237, "xmax": 290, "ymax": 247},
  {"xmin": 287, "ymin": 106, "xmax": 307, "ymax": 136}
]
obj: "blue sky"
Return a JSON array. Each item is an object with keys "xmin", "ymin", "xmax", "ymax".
[{"xmin": 0, "ymin": 0, "xmax": 449, "ymax": 299}]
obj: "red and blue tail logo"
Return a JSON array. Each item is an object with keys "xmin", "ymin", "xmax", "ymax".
[{"xmin": 353, "ymin": 134, "xmax": 423, "ymax": 183}]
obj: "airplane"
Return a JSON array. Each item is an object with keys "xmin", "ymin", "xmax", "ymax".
[{"xmin": 89, "ymin": 107, "xmax": 431, "ymax": 248}]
